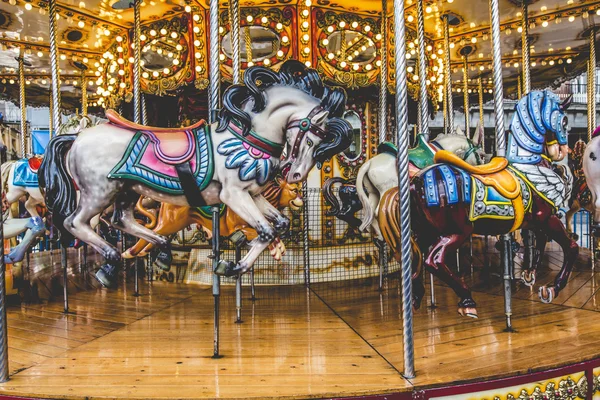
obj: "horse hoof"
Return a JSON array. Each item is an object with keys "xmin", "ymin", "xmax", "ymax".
[
  {"xmin": 458, "ymin": 307, "xmax": 478, "ymax": 318},
  {"xmin": 521, "ymin": 270, "xmax": 536, "ymax": 287},
  {"xmin": 154, "ymin": 251, "xmax": 172, "ymax": 272},
  {"xmin": 122, "ymin": 250, "xmax": 134, "ymax": 259},
  {"xmin": 95, "ymin": 268, "xmax": 117, "ymax": 289},
  {"xmin": 539, "ymin": 286, "xmax": 556, "ymax": 303},
  {"xmin": 214, "ymin": 260, "xmax": 237, "ymax": 277}
]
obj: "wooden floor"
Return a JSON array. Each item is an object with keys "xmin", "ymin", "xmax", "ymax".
[{"xmin": 0, "ymin": 239, "xmax": 598, "ymax": 399}]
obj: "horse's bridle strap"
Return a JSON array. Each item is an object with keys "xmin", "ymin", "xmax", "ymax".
[
  {"xmin": 227, "ymin": 121, "xmax": 284, "ymax": 158},
  {"xmin": 286, "ymin": 106, "xmax": 328, "ymax": 161}
]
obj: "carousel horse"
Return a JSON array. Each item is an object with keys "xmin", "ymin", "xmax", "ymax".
[
  {"xmin": 324, "ymin": 123, "xmax": 486, "ymax": 238},
  {"xmin": 124, "ymin": 176, "xmax": 303, "ymax": 269},
  {"xmin": 39, "ymin": 60, "xmax": 352, "ymax": 288},
  {"xmin": 378, "ymin": 90, "xmax": 575, "ymax": 317},
  {"xmin": 582, "ymin": 127, "xmax": 600, "ymax": 233},
  {"xmin": 0, "ymin": 114, "xmax": 93, "ymax": 264}
]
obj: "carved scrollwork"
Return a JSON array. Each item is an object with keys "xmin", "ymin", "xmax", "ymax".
[{"xmin": 476, "ymin": 376, "xmax": 587, "ymax": 400}]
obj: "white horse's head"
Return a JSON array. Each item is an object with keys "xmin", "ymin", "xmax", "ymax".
[
  {"xmin": 583, "ymin": 129, "xmax": 600, "ymax": 222},
  {"xmin": 434, "ymin": 123, "xmax": 486, "ymax": 166},
  {"xmin": 216, "ymin": 60, "xmax": 352, "ymax": 184}
]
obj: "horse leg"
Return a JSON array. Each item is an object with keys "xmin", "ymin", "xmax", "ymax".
[
  {"xmin": 521, "ymin": 231, "xmax": 547, "ymax": 287},
  {"xmin": 565, "ymin": 201, "xmax": 580, "ymax": 239},
  {"xmin": 216, "ymin": 188, "xmax": 276, "ymax": 276},
  {"xmin": 363, "ymin": 178, "xmax": 383, "ymax": 240},
  {"xmin": 425, "ymin": 232, "xmax": 477, "ymax": 318},
  {"xmin": 4, "ymin": 216, "xmax": 44, "ymax": 263},
  {"xmin": 537, "ymin": 215, "xmax": 578, "ymax": 303}
]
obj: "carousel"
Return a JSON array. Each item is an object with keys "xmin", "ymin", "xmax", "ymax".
[{"xmin": 0, "ymin": 0, "xmax": 599, "ymax": 398}]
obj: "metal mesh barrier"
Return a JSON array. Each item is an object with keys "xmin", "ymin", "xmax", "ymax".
[{"xmin": 181, "ymin": 187, "xmax": 400, "ymax": 285}]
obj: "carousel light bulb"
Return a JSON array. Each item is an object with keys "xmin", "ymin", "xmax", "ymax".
[
  {"xmin": 517, "ymin": 26, "xmax": 523, "ymax": 33},
  {"xmin": 163, "ymin": 67, "xmax": 170, "ymax": 74},
  {"xmin": 327, "ymin": 26, "xmax": 334, "ymax": 33},
  {"xmin": 128, "ymin": 57, "xmax": 134, "ymax": 62},
  {"xmin": 193, "ymin": 26, "xmax": 200, "ymax": 33},
  {"xmin": 116, "ymin": 36, "xmax": 123, "ymax": 42},
  {"xmin": 531, "ymin": 61, "xmax": 536, "ymax": 67},
  {"xmin": 364, "ymin": 25, "xmax": 371, "ymax": 32},
  {"xmin": 9, "ymin": 79, "xmax": 14, "ymax": 84},
  {"xmin": 449, "ymin": 42, "xmax": 455, "ymax": 48},
  {"xmin": 140, "ymin": 34, "xmax": 146, "ymax": 41},
  {"xmin": 425, "ymin": 6, "xmax": 432, "ymax": 13},
  {"xmin": 78, "ymin": 20, "xmax": 85, "ymax": 28},
  {"xmin": 117, "ymin": 58, "xmax": 124, "ymax": 64},
  {"xmin": 37, "ymin": 51, "xmax": 43, "ymax": 57},
  {"xmin": 339, "ymin": 21, "xmax": 346, "ymax": 28},
  {"xmin": 88, "ymin": 80, "xmax": 93, "ymax": 86},
  {"xmin": 407, "ymin": 66, "xmax": 414, "ymax": 72},
  {"xmin": 109, "ymin": 77, "xmax": 116, "ymax": 84},
  {"xmin": 375, "ymin": 60, "xmax": 381, "ymax": 66},
  {"xmin": 549, "ymin": 60, "xmax": 555, "ymax": 65},
  {"xmin": 542, "ymin": 20, "xmax": 548, "ymax": 27},
  {"xmin": 408, "ymin": 42, "xmax": 415, "ymax": 48},
  {"xmin": 303, "ymin": 47, "xmax": 310, "ymax": 54},
  {"xmin": 277, "ymin": 23, "xmax": 283, "ymax": 30},
  {"xmin": 152, "ymin": 71, "xmax": 159, "ymax": 77},
  {"xmin": 276, "ymin": 50, "xmax": 284, "ymax": 58},
  {"xmin": 302, "ymin": 9, "xmax": 309, "ymax": 17},
  {"xmin": 160, "ymin": 28, "xmax": 167, "ymax": 35},
  {"xmin": 375, "ymin": 33, "xmax": 382, "ymax": 41},
  {"xmin": 79, "ymin": 1, "xmax": 85, "ymax": 7},
  {"xmin": 176, "ymin": 44, "xmax": 183, "ymax": 51},
  {"xmin": 282, "ymin": 36, "xmax": 289, "ymax": 43},
  {"xmin": 412, "ymin": 74, "xmax": 418, "ymax": 81},
  {"xmin": 142, "ymin": 72, "xmax": 149, "ymax": 78},
  {"xmin": 327, "ymin": 53, "xmax": 335, "ymax": 59},
  {"xmin": 184, "ymin": 5, "xmax": 191, "ymax": 12},
  {"xmin": 568, "ymin": 15, "xmax": 575, "ymax": 22},
  {"xmin": 193, "ymin": 14, "xmax": 200, "ymax": 21},
  {"xmin": 471, "ymin": 37, "xmax": 477, "ymax": 43},
  {"xmin": 301, "ymin": 21, "xmax": 309, "ymax": 30},
  {"xmin": 60, "ymin": 54, "xmax": 66, "ymax": 60},
  {"xmin": 117, "ymin": 46, "xmax": 123, "ymax": 52},
  {"xmin": 407, "ymin": 15, "xmax": 414, "ymax": 22},
  {"xmin": 171, "ymin": 32, "xmax": 178, "ymax": 38},
  {"xmin": 351, "ymin": 63, "xmax": 358, "ymax": 70},
  {"xmin": 195, "ymin": 65, "xmax": 202, "ymax": 72},
  {"xmin": 597, "ymin": 9, "xmax": 600, "ymax": 15},
  {"xmin": 219, "ymin": 53, "xmax": 225, "ymax": 61},
  {"xmin": 104, "ymin": 29, "xmax": 110, "ymax": 36},
  {"xmin": 340, "ymin": 61, "xmax": 347, "ymax": 68},
  {"xmin": 25, "ymin": 3, "xmax": 32, "ymax": 10},
  {"xmin": 120, "ymin": 82, "xmax": 126, "ymax": 88},
  {"xmin": 195, "ymin": 52, "xmax": 201, "ymax": 58},
  {"xmin": 264, "ymin": 58, "xmax": 271, "ymax": 65},
  {"xmin": 303, "ymin": 34, "xmax": 310, "ymax": 42},
  {"xmin": 157, "ymin": 48, "xmax": 163, "ymax": 54},
  {"xmin": 567, "ymin": 58, "xmax": 572, "ymax": 63},
  {"xmin": 118, "ymin": 69, "xmax": 125, "ymax": 75},
  {"xmin": 247, "ymin": 15, "xmax": 254, "ymax": 22},
  {"xmin": 261, "ymin": 16, "xmax": 268, "ymax": 24},
  {"xmin": 305, "ymin": 0, "xmax": 311, "ymax": 5},
  {"xmin": 173, "ymin": 58, "xmax": 180, "ymax": 65}
]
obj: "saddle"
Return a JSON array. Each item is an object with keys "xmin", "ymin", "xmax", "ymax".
[
  {"xmin": 106, "ymin": 109, "xmax": 205, "ymax": 165},
  {"xmin": 27, "ymin": 156, "xmax": 43, "ymax": 173},
  {"xmin": 435, "ymin": 150, "xmax": 524, "ymax": 231}
]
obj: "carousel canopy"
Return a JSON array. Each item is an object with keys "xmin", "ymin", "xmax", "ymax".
[{"xmin": 0, "ymin": 0, "xmax": 597, "ymax": 112}]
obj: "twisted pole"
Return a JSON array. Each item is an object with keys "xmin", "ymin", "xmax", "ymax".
[
  {"xmin": 463, "ymin": 55, "xmax": 469, "ymax": 136},
  {"xmin": 521, "ymin": 0, "xmax": 530, "ymax": 94},
  {"xmin": 141, "ymin": 94, "xmax": 148, "ymax": 125},
  {"xmin": 133, "ymin": 0, "xmax": 142, "ymax": 124},
  {"xmin": 379, "ymin": 0, "xmax": 388, "ymax": 143},
  {"xmin": 489, "ymin": 0, "xmax": 506, "ymax": 156},
  {"xmin": 81, "ymin": 70, "xmax": 88, "ymax": 117},
  {"xmin": 49, "ymin": 0, "xmax": 61, "ymax": 132},
  {"xmin": 442, "ymin": 14, "xmax": 454, "ymax": 135},
  {"xmin": 416, "ymin": 0, "xmax": 429, "ymax": 139},
  {"xmin": 0, "ymin": 163, "xmax": 8, "ymax": 383},
  {"xmin": 393, "ymin": 0, "xmax": 415, "ymax": 379},
  {"xmin": 229, "ymin": 0, "xmax": 240, "ymax": 84},
  {"xmin": 17, "ymin": 56, "xmax": 27, "ymax": 158},
  {"xmin": 244, "ymin": 27, "xmax": 252, "ymax": 66},
  {"xmin": 478, "ymin": 77, "xmax": 484, "ymax": 150},
  {"xmin": 49, "ymin": 93, "xmax": 53, "ymax": 138},
  {"xmin": 589, "ymin": 29, "xmax": 597, "ymax": 141}
]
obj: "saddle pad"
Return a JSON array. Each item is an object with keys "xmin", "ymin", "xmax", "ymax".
[
  {"xmin": 469, "ymin": 176, "xmax": 531, "ymax": 229},
  {"xmin": 108, "ymin": 126, "xmax": 214, "ymax": 195},
  {"xmin": 13, "ymin": 159, "xmax": 39, "ymax": 188}
]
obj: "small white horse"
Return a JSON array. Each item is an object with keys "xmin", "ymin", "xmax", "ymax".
[{"xmin": 356, "ymin": 123, "xmax": 486, "ymax": 238}]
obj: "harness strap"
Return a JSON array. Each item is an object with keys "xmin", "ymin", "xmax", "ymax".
[
  {"xmin": 175, "ymin": 162, "xmax": 208, "ymax": 208},
  {"xmin": 286, "ymin": 106, "xmax": 328, "ymax": 161}
]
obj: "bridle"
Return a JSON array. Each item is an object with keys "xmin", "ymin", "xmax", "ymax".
[
  {"xmin": 285, "ymin": 105, "xmax": 328, "ymax": 162},
  {"xmin": 431, "ymin": 137, "xmax": 483, "ymax": 165}
]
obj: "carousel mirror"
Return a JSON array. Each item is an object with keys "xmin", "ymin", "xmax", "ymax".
[
  {"xmin": 141, "ymin": 37, "xmax": 186, "ymax": 75},
  {"xmin": 341, "ymin": 110, "xmax": 362, "ymax": 161},
  {"xmin": 326, "ymin": 30, "xmax": 376, "ymax": 65},
  {"xmin": 222, "ymin": 26, "xmax": 280, "ymax": 62}
]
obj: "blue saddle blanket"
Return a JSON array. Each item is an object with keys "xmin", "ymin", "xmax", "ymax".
[{"xmin": 13, "ymin": 159, "xmax": 39, "ymax": 187}]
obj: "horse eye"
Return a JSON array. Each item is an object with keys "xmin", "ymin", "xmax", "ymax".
[{"xmin": 306, "ymin": 138, "xmax": 313, "ymax": 147}]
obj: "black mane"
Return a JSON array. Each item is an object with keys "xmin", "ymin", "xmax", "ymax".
[{"xmin": 216, "ymin": 60, "xmax": 347, "ymax": 135}]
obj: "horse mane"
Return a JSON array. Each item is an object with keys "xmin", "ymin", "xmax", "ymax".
[{"xmin": 217, "ymin": 60, "xmax": 347, "ymax": 135}]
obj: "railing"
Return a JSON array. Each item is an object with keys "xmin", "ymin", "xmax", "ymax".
[
  {"xmin": 555, "ymin": 83, "xmax": 600, "ymax": 104},
  {"xmin": 567, "ymin": 209, "xmax": 592, "ymax": 249}
]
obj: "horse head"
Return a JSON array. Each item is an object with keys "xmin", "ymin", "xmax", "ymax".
[
  {"xmin": 217, "ymin": 60, "xmax": 352, "ymax": 185},
  {"xmin": 434, "ymin": 131, "xmax": 486, "ymax": 166},
  {"xmin": 507, "ymin": 90, "xmax": 570, "ymax": 164}
]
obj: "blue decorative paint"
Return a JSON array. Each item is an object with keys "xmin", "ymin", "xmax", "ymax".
[
  {"xmin": 456, "ymin": 168, "xmax": 471, "ymax": 203},
  {"xmin": 422, "ymin": 165, "xmax": 471, "ymax": 207},
  {"xmin": 12, "ymin": 159, "xmax": 39, "ymax": 187},
  {"xmin": 217, "ymin": 138, "xmax": 275, "ymax": 185},
  {"xmin": 439, "ymin": 165, "xmax": 458, "ymax": 204},
  {"xmin": 424, "ymin": 167, "xmax": 439, "ymax": 207}
]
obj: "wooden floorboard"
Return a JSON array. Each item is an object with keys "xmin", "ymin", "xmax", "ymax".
[{"xmin": 0, "ymin": 238, "xmax": 598, "ymax": 398}]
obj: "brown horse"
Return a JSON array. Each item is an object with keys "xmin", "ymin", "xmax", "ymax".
[
  {"xmin": 124, "ymin": 177, "xmax": 303, "ymax": 262},
  {"xmin": 565, "ymin": 140, "xmax": 591, "ymax": 237}
]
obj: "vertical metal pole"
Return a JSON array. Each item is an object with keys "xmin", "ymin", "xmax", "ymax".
[
  {"xmin": 141, "ymin": 94, "xmax": 148, "ymax": 125},
  {"xmin": 478, "ymin": 77, "xmax": 484, "ymax": 150},
  {"xmin": 416, "ymin": 0, "xmax": 429, "ymax": 140},
  {"xmin": 133, "ymin": 0, "xmax": 142, "ymax": 124},
  {"xmin": 48, "ymin": 94, "xmax": 53, "ymax": 138},
  {"xmin": 17, "ymin": 56, "xmax": 27, "ymax": 158},
  {"xmin": 589, "ymin": 29, "xmax": 596, "ymax": 270},
  {"xmin": 208, "ymin": 0, "xmax": 221, "ymax": 359},
  {"xmin": 229, "ymin": 0, "xmax": 240, "ymax": 84},
  {"xmin": 379, "ymin": 0, "xmax": 388, "ymax": 143},
  {"xmin": 393, "ymin": 0, "xmax": 415, "ymax": 379},
  {"xmin": 81, "ymin": 69, "xmax": 88, "ymax": 117},
  {"xmin": 489, "ymin": 0, "xmax": 506, "ymax": 156},
  {"xmin": 501, "ymin": 233, "xmax": 514, "ymax": 331},
  {"xmin": 463, "ymin": 56, "xmax": 469, "ymax": 136},
  {"xmin": 250, "ymin": 266, "xmax": 256, "ymax": 300},
  {"xmin": 442, "ymin": 15, "xmax": 454, "ymax": 135},
  {"xmin": 0, "ymin": 166, "xmax": 9, "ymax": 383},
  {"xmin": 133, "ymin": 257, "xmax": 140, "ymax": 296},
  {"xmin": 521, "ymin": 1, "xmax": 530, "ymax": 94},
  {"xmin": 428, "ymin": 273, "xmax": 436, "ymax": 308},
  {"xmin": 61, "ymin": 246, "xmax": 69, "ymax": 313},
  {"xmin": 211, "ymin": 205, "xmax": 221, "ymax": 358},
  {"xmin": 517, "ymin": 75, "xmax": 522, "ymax": 100},
  {"xmin": 49, "ymin": 0, "xmax": 61, "ymax": 132},
  {"xmin": 302, "ymin": 181, "xmax": 311, "ymax": 287},
  {"xmin": 235, "ymin": 243, "xmax": 242, "ymax": 323}
]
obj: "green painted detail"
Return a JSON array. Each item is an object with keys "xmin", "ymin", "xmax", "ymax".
[
  {"xmin": 196, "ymin": 203, "xmax": 227, "ymax": 219},
  {"xmin": 408, "ymin": 135, "xmax": 436, "ymax": 169}
]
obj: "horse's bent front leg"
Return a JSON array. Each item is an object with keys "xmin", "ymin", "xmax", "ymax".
[
  {"xmin": 538, "ymin": 214, "xmax": 578, "ymax": 303},
  {"xmin": 565, "ymin": 201, "xmax": 580, "ymax": 239},
  {"xmin": 215, "ymin": 188, "xmax": 275, "ymax": 277},
  {"xmin": 521, "ymin": 231, "xmax": 547, "ymax": 287},
  {"xmin": 253, "ymin": 195, "xmax": 289, "ymax": 235}
]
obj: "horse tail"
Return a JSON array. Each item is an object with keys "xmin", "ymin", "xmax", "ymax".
[
  {"xmin": 322, "ymin": 177, "xmax": 345, "ymax": 216},
  {"xmin": 38, "ymin": 135, "xmax": 77, "ymax": 244},
  {"xmin": 356, "ymin": 159, "xmax": 373, "ymax": 232},
  {"xmin": 378, "ymin": 187, "xmax": 422, "ymax": 279},
  {"xmin": 136, "ymin": 196, "xmax": 157, "ymax": 229},
  {"xmin": 0, "ymin": 160, "xmax": 15, "ymax": 195}
]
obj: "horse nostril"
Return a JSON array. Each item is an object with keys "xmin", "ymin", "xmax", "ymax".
[{"xmin": 293, "ymin": 173, "xmax": 301, "ymax": 180}]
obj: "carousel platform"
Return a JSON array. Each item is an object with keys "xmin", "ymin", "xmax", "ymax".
[{"xmin": 0, "ymin": 239, "xmax": 598, "ymax": 400}]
